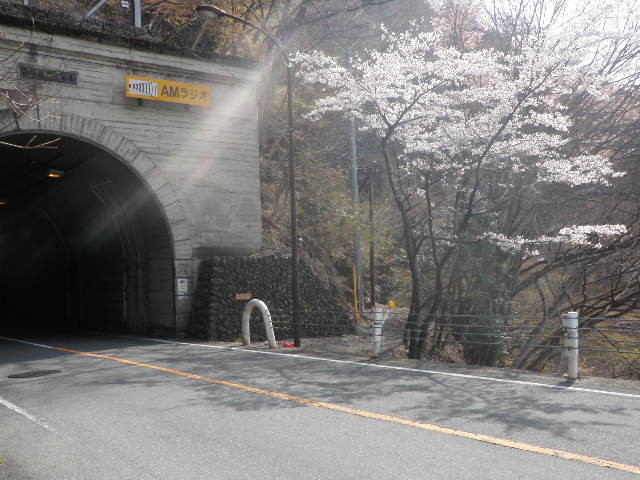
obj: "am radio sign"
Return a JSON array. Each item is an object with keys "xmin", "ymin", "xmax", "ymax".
[{"xmin": 125, "ymin": 75, "xmax": 211, "ymax": 107}]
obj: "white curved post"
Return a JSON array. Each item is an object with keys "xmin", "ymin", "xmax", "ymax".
[{"xmin": 242, "ymin": 299, "xmax": 277, "ymax": 348}]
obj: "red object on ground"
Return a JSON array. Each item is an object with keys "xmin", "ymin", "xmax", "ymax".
[{"xmin": 281, "ymin": 342, "xmax": 296, "ymax": 348}]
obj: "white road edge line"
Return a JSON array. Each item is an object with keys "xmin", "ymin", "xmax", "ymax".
[
  {"xmin": 0, "ymin": 395, "xmax": 55, "ymax": 432},
  {"xmin": 0, "ymin": 336, "xmax": 54, "ymax": 350},
  {"xmin": 2, "ymin": 334, "xmax": 639, "ymax": 400},
  {"xmin": 114, "ymin": 335, "xmax": 640, "ymax": 400}
]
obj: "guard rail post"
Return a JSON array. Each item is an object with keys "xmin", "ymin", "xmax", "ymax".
[
  {"xmin": 561, "ymin": 311, "xmax": 580, "ymax": 380},
  {"xmin": 242, "ymin": 299, "xmax": 277, "ymax": 348},
  {"xmin": 372, "ymin": 308, "xmax": 384, "ymax": 356}
]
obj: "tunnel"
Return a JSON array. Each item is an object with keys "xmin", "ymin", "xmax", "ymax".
[{"xmin": 0, "ymin": 133, "xmax": 175, "ymax": 335}]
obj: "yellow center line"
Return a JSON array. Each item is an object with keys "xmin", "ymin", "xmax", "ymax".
[{"xmin": 54, "ymin": 346, "xmax": 640, "ymax": 476}]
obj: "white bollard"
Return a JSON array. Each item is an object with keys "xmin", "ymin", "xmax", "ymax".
[
  {"xmin": 242, "ymin": 299, "xmax": 277, "ymax": 348},
  {"xmin": 561, "ymin": 311, "xmax": 579, "ymax": 380},
  {"xmin": 372, "ymin": 308, "xmax": 384, "ymax": 356}
]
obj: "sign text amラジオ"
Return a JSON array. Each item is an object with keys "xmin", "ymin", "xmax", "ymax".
[{"xmin": 125, "ymin": 75, "xmax": 211, "ymax": 107}]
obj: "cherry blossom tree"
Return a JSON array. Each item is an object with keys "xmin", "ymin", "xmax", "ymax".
[{"xmin": 296, "ymin": 0, "xmax": 639, "ymax": 360}]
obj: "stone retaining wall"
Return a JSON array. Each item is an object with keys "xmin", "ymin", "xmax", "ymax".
[{"xmin": 190, "ymin": 256, "xmax": 352, "ymax": 341}]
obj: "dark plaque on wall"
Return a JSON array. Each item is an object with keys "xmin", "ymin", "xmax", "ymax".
[{"xmin": 18, "ymin": 64, "xmax": 78, "ymax": 85}]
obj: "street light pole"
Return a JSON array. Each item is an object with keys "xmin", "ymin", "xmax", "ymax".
[
  {"xmin": 286, "ymin": 64, "xmax": 302, "ymax": 348},
  {"xmin": 196, "ymin": 4, "xmax": 301, "ymax": 346}
]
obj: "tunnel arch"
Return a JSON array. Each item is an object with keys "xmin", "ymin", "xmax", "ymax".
[
  {"xmin": 12, "ymin": 113, "xmax": 191, "ymax": 238},
  {"xmin": 0, "ymin": 114, "xmax": 193, "ymax": 336}
]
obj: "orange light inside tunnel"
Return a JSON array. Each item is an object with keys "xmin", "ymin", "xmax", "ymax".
[
  {"xmin": 0, "ymin": 200, "xmax": 8, "ymax": 206},
  {"xmin": 48, "ymin": 169, "xmax": 64, "ymax": 179}
]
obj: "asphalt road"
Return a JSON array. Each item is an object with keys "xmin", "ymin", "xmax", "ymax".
[{"xmin": 1, "ymin": 333, "xmax": 639, "ymax": 479}]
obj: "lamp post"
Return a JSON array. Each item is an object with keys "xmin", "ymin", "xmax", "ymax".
[{"xmin": 196, "ymin": 4, "xmax": 302, "ymax": 347}]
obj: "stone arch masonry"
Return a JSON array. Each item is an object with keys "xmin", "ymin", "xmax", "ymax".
[{"xmin": 13, "ymin": 113, "xmax": 192, "ymax": 257}]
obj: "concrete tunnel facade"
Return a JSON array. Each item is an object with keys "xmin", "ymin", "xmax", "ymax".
[{"xmin": 0, "ymin": 19, "xmax": 262, "ymax": 336}]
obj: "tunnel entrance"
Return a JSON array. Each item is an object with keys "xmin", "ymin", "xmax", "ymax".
[{"xmin": 0, "ymin": 133, "xmax": 175, "ymax": 335}]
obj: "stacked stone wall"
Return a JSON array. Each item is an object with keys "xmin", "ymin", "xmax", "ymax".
[{"xmin": 190, "ymin": 256, "xmax": 352, "ymax": 341}]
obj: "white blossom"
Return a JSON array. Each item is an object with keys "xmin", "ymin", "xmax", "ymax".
[
  {"xmin": 483, "ymin": 225, "xmax": 627, "ymax": 254},
  {"xmin": 296, "ymin": 4, "xmax": 631, "ymax": 258},
  {"xmin": 295, "ymin": 25, "xmax": 624, "ymax": 188}
]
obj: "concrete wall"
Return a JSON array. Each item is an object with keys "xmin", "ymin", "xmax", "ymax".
[{"xmin": 0, "ymin": 24, "xmax": 262, "ymax": 334}]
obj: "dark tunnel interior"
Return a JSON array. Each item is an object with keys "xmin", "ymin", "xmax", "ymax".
[{"xmin": 0, "ymin": 133, "xmax": 175, "ymax": 335}]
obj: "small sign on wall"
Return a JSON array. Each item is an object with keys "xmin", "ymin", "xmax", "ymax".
[
  {"xmin": 125, "ymin": 74, "xmax": 211, "ymax": 107},
  {"xmin": 19, "ymin": 63, "xmax": 78, "ymax": 85},
  {"xmin": 235, "ymin": 293, "xmax": 252, "ymax": 301},
  {"xmin": 177, "ymin": 278, "xmax": 189, "ymax": 298}
]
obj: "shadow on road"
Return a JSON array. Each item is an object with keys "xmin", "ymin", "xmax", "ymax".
[{"xmin": 2, "ymin": 332, "xmax": 639, "ymax": 465}]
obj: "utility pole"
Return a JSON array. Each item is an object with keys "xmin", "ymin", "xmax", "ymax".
[
  {"xmin": 347, "ymin": 51, "xmax": 364, "ymax": 321},
  {"xmin": 359, "ymin": 165, "xmax": 376, "ymax": 308},
  {"xmin": 368, "ymin": 167, "xmax": 375, "ymax": 308}
]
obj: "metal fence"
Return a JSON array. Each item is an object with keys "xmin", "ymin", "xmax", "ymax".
[{"xmin": 266, "ymin": 309, "xmax": 640, "ymax": 380}]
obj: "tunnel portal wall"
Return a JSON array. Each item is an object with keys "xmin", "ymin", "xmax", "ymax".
[{"xmin": 0, "ymin": 23, "xmax": 262, "ymax": 335}]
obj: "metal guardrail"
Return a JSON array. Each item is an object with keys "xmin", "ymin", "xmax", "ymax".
[{"xmin": 268, "ymin": 310, "xmax": 640, "ymax": 379}]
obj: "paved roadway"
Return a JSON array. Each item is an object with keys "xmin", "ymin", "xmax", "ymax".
[{"xmin": 1, "ymin": 334, "xmax": 639, "ymax": 479}]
